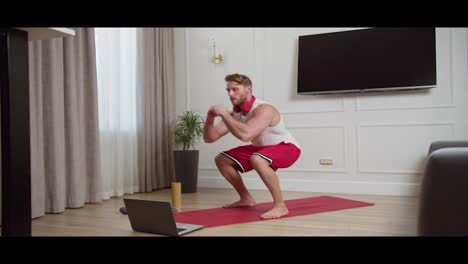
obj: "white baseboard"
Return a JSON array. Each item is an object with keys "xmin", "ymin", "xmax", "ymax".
[{"xmin": 198, "ymin": 176, "xmax": 420, "ymax": 196}]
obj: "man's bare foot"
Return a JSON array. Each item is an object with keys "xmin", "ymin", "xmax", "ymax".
[
  {"xmin": 260, "ymin": 205, "xmax": 289, "ymax": 219},
  {"xmin": 223, "ymin": 198, "xmax": 256, "ymax": 208}
]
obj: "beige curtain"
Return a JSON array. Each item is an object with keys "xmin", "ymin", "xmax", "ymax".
[
  {"xmin": 136, "ymin": 28, "xmax": 176, "ymax": 192},
  {"xmin": 29, "ymin": 28, "xmax": 103, "ymax": 218}
]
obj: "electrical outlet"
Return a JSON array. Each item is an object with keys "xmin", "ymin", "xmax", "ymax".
[{"xmin": 319, "ymin": 158, "xmax": 333, "ymax": 165}]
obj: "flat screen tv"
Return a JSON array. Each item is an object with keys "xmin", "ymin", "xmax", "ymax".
[{"xmin": 297, "ymin": 27, "xmax": 437, "ymax": 95}]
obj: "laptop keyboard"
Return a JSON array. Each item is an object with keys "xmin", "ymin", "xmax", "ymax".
[{"xmin": 177, "ymin": 228, "xmax": 186, "ymax": 232}]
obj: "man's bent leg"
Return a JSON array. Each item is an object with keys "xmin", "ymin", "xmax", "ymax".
[
  {"xmin": 215, "ymin": 154, "xmax": 256, "ymax": 207},
  {"xmin": 250, "ymin": 155, "xmax": 289, "ymax": 219}
]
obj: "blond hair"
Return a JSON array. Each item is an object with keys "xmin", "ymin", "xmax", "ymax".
[{"xmin": 225, "ymin": 73, "xmax": 252, "ymax": 86}]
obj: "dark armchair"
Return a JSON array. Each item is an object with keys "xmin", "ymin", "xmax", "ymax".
[{"xmin": 418, "ymin": 140, "xmax": 468, "ymax": 236}]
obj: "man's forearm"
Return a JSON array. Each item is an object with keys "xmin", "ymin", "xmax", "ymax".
[
  {"xmin": 203, "ymin": 115, "xmax": 217, "ymax": 142},
  {"xmin": 220, "ymin": 112, "xmax": 250, "ymax": 141}
]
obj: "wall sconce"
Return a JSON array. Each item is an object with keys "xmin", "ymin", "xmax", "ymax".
[{"xmin": 211, "ymin": 38, "xmax": 223, "ymax": 64}]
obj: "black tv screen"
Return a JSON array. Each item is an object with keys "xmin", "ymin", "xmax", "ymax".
[{"xmin": 297, "ymin": 28, "xmax": 437, "ymax": 95}]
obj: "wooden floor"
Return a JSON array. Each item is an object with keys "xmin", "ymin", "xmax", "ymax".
[{"xmin": 17, "ymin": 188, "xmax": 419, "ymax": 236}]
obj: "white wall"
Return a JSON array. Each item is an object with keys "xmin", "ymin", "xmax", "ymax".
[{"xmin": 174, "ymin": 28, "xmax": 468, "ymax": 196}]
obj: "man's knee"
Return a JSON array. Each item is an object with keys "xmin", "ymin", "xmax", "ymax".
[
  {"xmin": 250, "ymin": 154, "xmax": 269, "ymax": 168},
  {"xmin": 215, "ymin": 154, "xmax": 231, "ymax": 167}
]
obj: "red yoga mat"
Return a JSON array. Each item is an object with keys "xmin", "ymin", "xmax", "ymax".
[{"xmin": 174, "ymin": 196, "xmax": 374, "ymax": 228}]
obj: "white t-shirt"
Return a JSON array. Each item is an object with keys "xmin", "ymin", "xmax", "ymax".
[{"xmin": 232, "ymin": 98, "xmax": 300, "ymax": 148}]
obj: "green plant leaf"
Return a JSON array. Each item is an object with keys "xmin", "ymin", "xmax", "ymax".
[{"xmin": 174, "ymin": 110, "xmax": 204, "ymax": 150}]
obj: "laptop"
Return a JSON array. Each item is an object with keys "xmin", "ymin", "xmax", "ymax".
[{"xmin": 123, "ymin": 198, "xmax": 204, "ymax": 236}]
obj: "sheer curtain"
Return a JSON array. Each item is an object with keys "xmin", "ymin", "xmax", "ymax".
[
  {"xmin": 95, "ymin": 28, "xmax": 139, "ymax": 198},
  {"xmin": 95, "ymin": 28, "xmax": 176, "ymax": 198}
]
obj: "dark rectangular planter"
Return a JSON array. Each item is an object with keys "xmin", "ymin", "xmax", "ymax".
[{"xmin": 173, "ymin": 150, "xmax": 199, "ymax": 193}]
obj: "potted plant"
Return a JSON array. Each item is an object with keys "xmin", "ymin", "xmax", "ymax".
[{"xmin": 173, "ymin": 110, "xmax": 204, "ymax": 193}]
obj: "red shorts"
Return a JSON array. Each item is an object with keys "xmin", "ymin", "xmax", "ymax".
[{"xmin": 220, "ymin": 141, "xmax": 301, "ymax": 173}]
